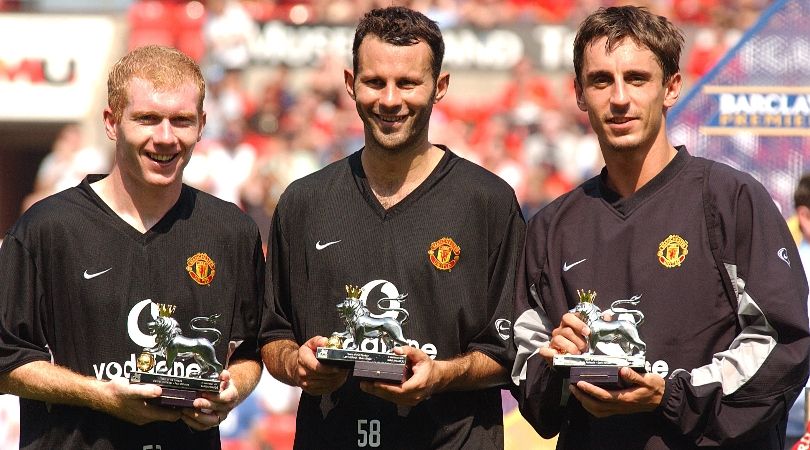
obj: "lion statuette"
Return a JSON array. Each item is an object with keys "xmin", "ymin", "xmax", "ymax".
[
  {"xmin": 145, "ymin": 304, "xmax": 223, "ymax": 379},
  {"xmin": 330, "ymin": 285, "xmax": 410, "ymax": 352},
  {"xmin": 572, "ymin": 290, "xmax": 646, "ymax": 358}
]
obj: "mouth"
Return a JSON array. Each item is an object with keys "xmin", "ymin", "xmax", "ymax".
[
  {"xmin": 607, "ymin": 116, "xmax": 635, "ymax": 125},
  {"xmin": 376, "ymin": 113, "xmax": 407, "ymax": 126},
  {"xmin": 147, "ymin": 152, "xmax": 179, "ymax": 163}
]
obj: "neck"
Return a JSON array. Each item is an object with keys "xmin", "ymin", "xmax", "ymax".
[
  {"xmin": 91, "ymin": 168, "xmax": 182, "ymax": 233},
  {"xmin": 361, "ymin": 143, "xmax": 444, "ymax": 209},
  {"xmin": 603, "ymin": 137, "xmax": 677, "ymax": 198}
]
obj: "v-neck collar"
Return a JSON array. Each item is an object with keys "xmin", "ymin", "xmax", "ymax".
[
  {"xmin": 349, "ymin": 145, "xmax": 453, "ymax": 220},
  {"xmin": 80, "ymin": 175, "xmax": 193, "ymax": 244},
  {"xmin": 597, "ymin": 145, "xmax": 690, "ymax": 217}
]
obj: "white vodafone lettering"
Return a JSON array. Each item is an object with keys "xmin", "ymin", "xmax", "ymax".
[
  {"xmin": 127, "ymin": 299, "xmax": 158, "ymax": 348},
  {"xmin": 92, "ymin": 354, "xmax": 203, "ymax": 381},
  {"xmin": 359, "ymin": 280, "xmax": 403, "ymax": 321},
  {"xmin": 93, "ymin": 300, "xmax": 206, "ymax": 381},
  {"xmin": 646, "ymin": 359, "xmax": 670, "ymax": 377}
]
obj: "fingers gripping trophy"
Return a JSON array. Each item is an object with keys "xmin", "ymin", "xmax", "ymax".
[
  {"xmin": 130, "ymin": 303, "xmax": 223, "ymax": 407},
  {"xmin": 553, "ymin": 290, "xmax": 647, "ymax": 389}
]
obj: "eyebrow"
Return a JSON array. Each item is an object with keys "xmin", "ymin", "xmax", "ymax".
[
  {"xmin": 584, "ymin": 69, "xmax": 653, "ymax": 81},
  {"xmin": 131, "ymin": 110, "xmax": 198, "ymax": 120}
]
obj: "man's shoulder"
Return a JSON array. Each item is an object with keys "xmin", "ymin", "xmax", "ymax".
[
  {"xmin": 277, "ymin": 157, "xmax": 351, "ymax": 206},
  {"xmin": 528, "ymin": 175, "xmax": 599, "ymax": 224},
  {"xmin": 695, "ymin": 156, "xmax": 771, "ymax": 197},
  {"xmin": 185, "ymin": 186, "xmax": 259, "ymax": 234},
  {"xmin": 10, "ymin": 187, "xmax": 87, "ymax": 236},
  {"xmin": 448, "ymin": 155, "xmax": 517, "ymax": 200}
]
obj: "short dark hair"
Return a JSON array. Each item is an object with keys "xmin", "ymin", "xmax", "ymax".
[
  {"xmin": 573, "ymin": 6, "xmax": 684, "ymax": 85},
  {"xmin": 352, "ymin": 6, "xmax": 445, "ymax": 81},
  {"xmin": 795, "ymin": 174, "xmax": 810, "ymax": 209}
]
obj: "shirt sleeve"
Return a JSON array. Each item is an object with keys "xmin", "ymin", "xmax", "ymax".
[
  {"xmin": 658, "ymin": 167, "xmax": 810, "ymax": 445},
  {"xmin": 466, "ymin": 196, "xmax": 526, "ymax": 370},
  {"xmin": 510, "ymin": 207, "xmax": 568, "ymax": 438},
  {"xmin": 258, "ymin": 199, "xmax": 297, "ymax": 346},
  {"xmin": 0, "ymin": 233, "xmax": 52, "ymax": 376},
  {"xmin": 227, "ymin": 230, "xmax": 265, "ymax": 363}
]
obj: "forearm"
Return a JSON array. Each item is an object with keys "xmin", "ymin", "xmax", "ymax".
[
  {"xmin": 226, "ymin": 358, "xmax": 262, "ymax": 406},
  {"xmin": 434, "ymin": 351, "xmax": 508, "ymax": 393},
  {"xmin": 0, "ymin": 360, "xmax": 109, "ymax": 411},
  {"xmin": 261, "ymin": 339, "xmax": 299, "ymax": 387}
]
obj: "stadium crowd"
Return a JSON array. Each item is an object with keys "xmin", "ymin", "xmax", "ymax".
[{"xmin": 3, "ymin": 0, "xmax": 774, "ymax": 449}]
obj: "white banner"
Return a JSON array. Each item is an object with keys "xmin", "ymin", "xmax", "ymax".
[{"xmin": 0, "ymin": 14, "xmax": 116, "ymax": 121}]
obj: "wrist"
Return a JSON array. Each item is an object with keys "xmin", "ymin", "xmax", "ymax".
[
  {"xmin": 86, "ymin": 378, "xmax": 115, "ymax": 413},
  {"xmin": 431, "ymin": 359, "xmax": 458, "ymax": 394},
  {"xmin": 285, "ymin": 347, "xmax": 301, "ymax": 387}
]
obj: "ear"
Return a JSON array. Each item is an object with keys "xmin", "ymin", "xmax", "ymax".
[
  {"xmin": 574, "ymin": 78, "xmax": 587, "ymax": 112},
  {"xmin": 798, "ymin": 206, "xmax": 810, "ymax": 240},
  {"xmin": 344, "ymin": 69, "xmax": 356, "ymax": 100},
  {"xmin": 663, "ymin": 72, "xmax": 682, "ymax": 108},
  {"xmin": 197, "ymin": 110, "xmax": 207, "ymax": 142},
  {"xmin": 103, "ymin": 107, "xmax": 118, "ymax": 141},
  {"xmin": 433, "ymin": 72, "xmax": 450, "ymax": 103}
]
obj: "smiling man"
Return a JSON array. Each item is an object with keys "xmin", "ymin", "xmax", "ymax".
[
  {"xmin": 259, "ymin": 6, "xmax": 525, "ymax": 449},
  {"xmin": 511, "ymin": 6, "xmax": 810, "ymax": 449},
  {"xmin": 0, "ymin": 45, "xmax": 264, "ymax": 449}
]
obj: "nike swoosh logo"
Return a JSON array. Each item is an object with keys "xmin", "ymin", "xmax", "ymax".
[
  {"xmin": 83, "ymin": 268, "xmax": 112, "ymax": 279},
  {"xmin": 563, "ymin": 258, "xmax": 587, "ymax": 272},
  {"xmin": 315, "ymin": 240, "xmax": 341, "ymax": 250}
]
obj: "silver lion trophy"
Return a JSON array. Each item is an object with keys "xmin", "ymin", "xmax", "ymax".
[
  {"xmin": 553, "ymin": 290, "xmax": 647, "ymax": 389},
  {"xmin": 316, "ymin": 285, "xmax": 410, "ymax": 384},
  {"xmin": 130, "ymin": 303, "xmax": 222, "ymax": 407}
]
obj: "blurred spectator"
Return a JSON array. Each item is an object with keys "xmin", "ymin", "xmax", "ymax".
[
  {"xmin": 787, "ymin": 173, "xmax": 810, "ymax": 448},
  {"xmin": 185, "ymin": 118, "xmax": 257, "ymax": 208},
  {"xmin": 0, "ymin": 394, "xmax": 19, "ymax": 449},
  {"xmin": 22, "ymin": 124, "xmax": 110, "ymax": 212},
  {"xmin": 459, "ymin": 0, "xmax": 513, "ymax": 28},
  {"xmin": 686, "ymin": 26, "xmax": 728, "ymax": 80},
  {"xmin": 204, "ymin": 0, "xmax": 259, "ymax": 70},
  {"xmin": 203, "ymin": 67, "xmax": 255, "ymax": 140}
]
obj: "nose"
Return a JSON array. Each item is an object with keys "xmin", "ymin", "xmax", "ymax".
[
  {"xmin": 153, "ymin": 118, "xmax": 177, "ymax": 144},
  {"xmin": 379, "ymin": 83, "xmax": 402, "ymax": 109},
  {"xmin": 610, "ymin": 81, "xmax": 630, "ymax": 108}
]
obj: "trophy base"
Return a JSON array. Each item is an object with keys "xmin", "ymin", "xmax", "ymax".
[
  {"xmin": 316, "ymin": 347, "xmax": 408, "ymax": 384},
  {"xmin": 553, "ymin": 354, "xmax": 646, "ymax": 390},
  {"xmin": 130, "ymin": 371, "xmax": 220, "ymax": 408},
  {"xmin": 570, "ymin": 366, "xmax": 632, "ymax": 390}
]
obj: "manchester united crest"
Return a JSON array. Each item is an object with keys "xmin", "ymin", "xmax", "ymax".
[
  {"xmin": 657, "ymin": 235, "xmax": 688, "ymax": 268},
  {"xmin": 428, "ymin": 237, "xmax": 460, "ymax": 271},
  {"xmin": 186, "ymin": 252, "xmax": 216, "ymax": 285}
]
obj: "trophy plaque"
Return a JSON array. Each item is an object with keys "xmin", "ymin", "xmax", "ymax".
[
  {"xmin": 316, "ymin": 285, "xmax": 410, "ymax": 384},
  {"xmin": 553, "ymin": 290, "xmax": 647, "ymax": 390},
  {"xmin": 129, "ymin": 303, "xmax": 222, "ymax": 407}
]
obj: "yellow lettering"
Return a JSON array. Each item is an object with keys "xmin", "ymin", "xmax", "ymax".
[{"xmin": 764, "ymin": 114, "xmax": 782, "ymax": 126}]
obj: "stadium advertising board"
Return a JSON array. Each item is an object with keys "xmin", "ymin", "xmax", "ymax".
[{"xmin": 0, "ymin": 15, "xmax": 116, "ymax": 122}]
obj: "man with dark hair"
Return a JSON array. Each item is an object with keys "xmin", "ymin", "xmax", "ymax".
[
  {"xmin": 260, "ymin": 6, "xmax": 525, "ymax": 449},
  {"xmin": 787, "ymin": 174, "xmax": 810, "ymax": 447},
  {"xmin": 0, "ymin": 45, "xmax": 264, "ymax": 449},
  {"xmin": 512, "ymin": 6, "xmax": 809, "ymax": 449}
]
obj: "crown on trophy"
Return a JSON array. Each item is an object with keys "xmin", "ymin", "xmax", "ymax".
[
  {"xmin": 577, "ymin": 289, "xmax": 597, "ymax": 304},
  {"xmin": 345, "ymin": 285, "xmax": 362, "ymax": 299},
  {"xmin": 157, "ymin": 303, "xmax": 177, "ymax": 317}
]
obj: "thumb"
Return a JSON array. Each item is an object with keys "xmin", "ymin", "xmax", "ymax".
[
  {"xmin": 116, "ymin": 378, "xmax": 162, "ymax": 398},
  {"xmin": 619, "ymin": 367, "xmax": 645, "ymax": 386}
]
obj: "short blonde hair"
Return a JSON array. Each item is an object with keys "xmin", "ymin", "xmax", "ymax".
[{"xmin": 107, "ymin": 45, "xmax": 205, "ymax": 120}]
